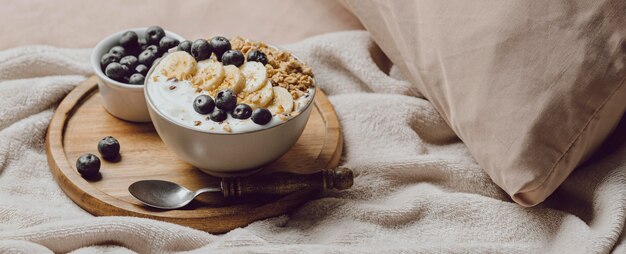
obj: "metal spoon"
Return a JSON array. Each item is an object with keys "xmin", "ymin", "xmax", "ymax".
[
  {"xmin": 128, "ymin": 168, "xmax": 354, "ymax": 209},
  {"xmin": 129, "ymin": 180, "xmax": 221, "ymax": 209}
]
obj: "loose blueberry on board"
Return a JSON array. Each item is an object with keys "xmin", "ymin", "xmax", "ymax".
[
  {"xmin": 98, "ymin": 136, "xmax": 120, "ymax": 160},
  {"xmin": 105, "ymin": 62, "xmax": 129, "ymax": 81},
  {"xmin": 100, "ymin": 53, "xmax": 120, "ymax": 68},
  {"xmin": 159, "ymin": 37, "xmax": 180, "ymax": 52},
  {"xmin": 221, "ymin": 50, "xmax": 245, "ymax": 67},
  {"xmin": 191, "ymin": 39, "xmax": 212, "ymax": 61},
  {"xmin": 138, "ymin": 50, "xmax": 157, "ymax": 67},
  {"xmin": 232, "ymin": 104, "xmax": 252, "ymax": 119},
  {"xmin": 119, "ymin": 55, "xmax": 138, "ymax": 70},
  {"xmin": 119, "ymin": 31, "xmax": 140, "ymax": 51},
  {"xmin": 251, "ymin": 108, "xmax": 272, "ymax": 125},
  {"xmin": 128, "ymin": 73, "xmax": 145, "ymax": 85},
  {"xmin": 135, "ymin": 64, "xmax": 148, "ymax": 75},
  {"xmin": 247, "ymin": 50, "xmax": 268, "ymax": 65},
  {"xmin": 210, "ymin": 36, "xmax": 231, "ymax": 61},
  {"xmin": 209, "ymin": 108, "xmax": 227, "ymax": 122},
  {"xmin": 109, "ymin": 45, "xmax": 126, "ymax": 58},
  {"xmin": 193, "ymin": 94, "xmax": 216, "ymax": 114},
  {"xmin": 76, "ymin": 153, "xmax": 101, "ymax": 178},
  {"xmin": 145, "ymin": 26, "xmax": 166, "ymax": 45},
  {"xmin": 215, "ymin": 89, "xmax": 237, "ymax": 112},
  {"xmin": 177, "ymin": 40, "xmax": 192, "ymax": 54}
]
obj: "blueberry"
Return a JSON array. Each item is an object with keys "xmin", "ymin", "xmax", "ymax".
[
  {"xmin": 152, "ymin": 57, "xmax": 162, "ymax": 67},
  {"xmin": 105, "ymin": 62, "xmax": 129, "ymax": 81},
  {"xmin": 193, "ymin": 94, "xmax": 215, "ymax": 114},
  {"xmin": 135, "ymin": 64, "xmax": 148, "ymax": 75},
  {"xmin": 140, "ymin": 38, "xmax": 148, "ymax": 51},
  {"xmin": 251, "ymin": 108, "xmax": 272, "ymax": 125},
  {"xmin": 209, "ymin": 108, "xmax": 227, "ymax": 122},
  {"xmin": 221, "ymin": 50, "xmax": 244, "ymax": 67},
  {"xmin": 177, "ymin": 40, "xmax": 192, "ymax": 54},
  {"xmin": 138, "ymin": 49, "xmax": 157, "ymax": 66},
  {"xmin": 119, "ymin": 55, "xmax": 138, "ymax": 70},
  {"xmin": 146, "ymin": 45, "xmax": 159, "ymax": 54},
  {"xmin": 98, "ymin": 136, "xmax": 120, "ymax": 160},
  {"xmin": 109, "ymin": 45, "xmax": 126, "ymax": 57},
  {"xmin": 76, "ymin": 153, "xmax": 101, "ymax": 177},
  {"xmin": 215, "ymin": 89, "xmax": 237, "ymax": 111},
  {"xmin": 100, "ymin": 53, "xmax": 119, "ymax": 69},
  {"xmin": 232, "ymin": 104, "xmax": 252, "ymax": 119},
  {"xmin": 210, "ymin": 36, "xmax": 231, "ymax": 61},
  {"xmin": 117, "ymin": 31, "xmax": 141, "ymax": 53},
  {"xmin": 128, "ymin": 73, "xmax": 145, "ymax": 85},
  {"xmin": 145, "ymin": 26, "xmax": 165, "ymax": 45},
  {"xmin": 159, "ymin": 37, "xmax": 180, "ymax": 52},
  {"xmin": 191, "ymin": 39, "xmax": 212, "ymax": 61},
  {"xmin": 247, "ymin": 50, "xmax": 268, "ymax": 65}
]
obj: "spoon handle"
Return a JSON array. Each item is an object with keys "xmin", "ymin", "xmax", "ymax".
[{"xmin": 220, "ymin": 167, "xmax": 353, "ymax": 198}]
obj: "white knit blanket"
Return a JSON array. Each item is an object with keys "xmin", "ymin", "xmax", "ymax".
[{"xmin": 1, "ymin": 31, "xmax": 625, "ymax": 254}]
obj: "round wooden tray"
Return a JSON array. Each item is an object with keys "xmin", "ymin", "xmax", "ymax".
[{"xmin": 46, "ymin": 76, "xmax": 342, "ymax": 233}]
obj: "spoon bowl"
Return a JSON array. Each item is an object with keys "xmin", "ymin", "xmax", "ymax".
[{"xmin": 129, "ymin": 180, "xmax": 220, "ymax": 209}]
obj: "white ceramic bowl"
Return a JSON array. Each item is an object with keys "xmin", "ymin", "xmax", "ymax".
[
  {"xmin": 144, "ymin": 59, "xmax": 316, "ymax": 176},
  {"xmin": 91, "ymin": 27, "xmax": 185, "ymax": 122}
]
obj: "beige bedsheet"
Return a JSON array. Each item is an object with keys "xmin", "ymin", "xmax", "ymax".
[{"xmin": 1, "ymin": 31, "xmax": 626, "ymax": 253}]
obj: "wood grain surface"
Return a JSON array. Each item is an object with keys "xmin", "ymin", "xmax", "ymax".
[{"xmin": 46, "ymin": 76, "xmax": 342, "ymax": 233}]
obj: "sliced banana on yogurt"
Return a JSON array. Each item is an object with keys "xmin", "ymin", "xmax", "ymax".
[
  {"xmin": 219, "ymin": 65, "xmax": 245, "ymax": 94},
  {"xmin": 192, "ymin": 59, "xmax": 225, "ymax": 90},
  {"xmin": 158, "ymin": 51, "xmax": 197, "ymax": 81},
  {"xmin": 268, "ymin": 86, "xmax": 294, "ymax": 114},
  {"xmin": 239, "ymin": 80, "xmax": 274, "ymax": 108},
  {"xmin": 240, "ymin": 61, "xmax": 268, "ymax": 93}
]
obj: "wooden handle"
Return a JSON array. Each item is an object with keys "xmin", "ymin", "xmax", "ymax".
[{"xmin": 220, "ymin": 167, "xmax": 353, "ymax": 198}]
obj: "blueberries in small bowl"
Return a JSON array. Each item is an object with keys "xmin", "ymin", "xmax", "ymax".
[
  {"xmin": 120, "ymin": 55, "xmax": 138, "ymax": 70},
  {"xmin": 129, "ymin": 73, "xmax": 145, "ymax": 85},
  {"xmin": 145, "ymin": 26, "xmax": 166, "ymax": 45},
  {"xmin": 160, "ymin": 37, "xmax": 180, "ymax": 52},
  {"xmin": 135, "ymin": 64, "xmax": 149, "ymax": 76},
  {"xmin": 100, "ymin": 53, "xmax": 120, "ymax": 68},
  {"xmin": 105, "ymin": 63, "xmax": 129, "ymax": 82},
  {"xmin": 99, "ymin": 26, "xmax": 181, "ymax": 86}
]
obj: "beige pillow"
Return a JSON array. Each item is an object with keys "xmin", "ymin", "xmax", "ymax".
[{"xmin": 344, "ymin": 0, "xmax": 626, "ymax": 206}]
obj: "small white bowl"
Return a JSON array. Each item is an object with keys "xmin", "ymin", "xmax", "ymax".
[
  {"xmin": 144, "ymin": 59, "xmax": 316, "ymax": 176},
  {"xmin": 91, "ymin": 27, "xmax": 185, "ymax": 122}
]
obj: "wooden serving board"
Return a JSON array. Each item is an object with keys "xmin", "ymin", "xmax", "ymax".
[{"xmin": 46, "ymin": 76, "xmax": 342, "ymax": 233}]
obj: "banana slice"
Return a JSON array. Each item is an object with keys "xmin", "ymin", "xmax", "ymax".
[
  {"xmin": 214, "ymin": 65, "xmax": 245, "ymax": 95},
  {"xmin": 239, "ymin": 80, "xmax": 274, "ymax": 108},
  {"xmin": 268, "ymin": 87, "xmax": 294, "ymax": 114},
  {"xmin": 240, "ymin": 61, "xmax": 267, "ymax": 93},
  {"xmin": 158, "ymin": 51, "xmax": 197, "ymax": 81},
  {"xmin": 192, "ymin": 60, "xmax": 225, "ymax": 90}
]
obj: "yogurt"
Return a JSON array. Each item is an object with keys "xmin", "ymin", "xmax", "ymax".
[{"xmin": 146, "ymin": 74, "xmax": 314, "ymax": 133}]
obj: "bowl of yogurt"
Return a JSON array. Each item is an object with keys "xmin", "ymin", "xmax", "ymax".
[{"xmin": 144, "ymin": 36, "xmax": 316, "ymax": 175}]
